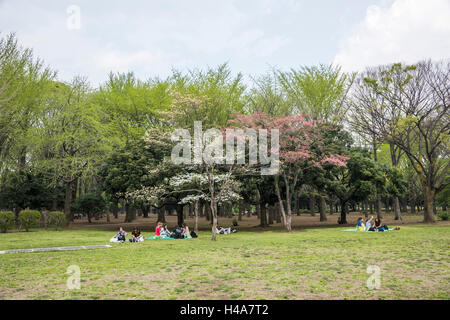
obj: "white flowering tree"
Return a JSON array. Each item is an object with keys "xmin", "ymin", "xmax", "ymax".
[{"xmin": 170, "ymin": 169, "xmax": 242, "ymax": 240}]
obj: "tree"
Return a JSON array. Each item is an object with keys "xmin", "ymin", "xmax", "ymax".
[
  {"xmin": 231, "ymin": 113, "xmax": 347, "ymax": 231},
  {"xmin": 94, "ymin": 72, "xmax": 171, "ymax": 146},
  {"xmin": 0, "ymin": 33, "xmax": 55, "ymax": 211},
  {"xmin": 323, "ymin": 150, "xmax": 389, "ymax": 224},
  {"xmin": 168, "ymin": 63, "xmax": 246, "ymax": 129},
  {"xmin": 278, "ymin": 64, "xmax": 355, "ymax": 123},
  {"xmin": 170, "ymin": 169, "xmax": 242, "ymax": 240},
  {"xmin": 363, "ymin": 61, "xmax": 449, "ymax": 222},
  {"xmin": 34, "ymin": 78, "xmax": 107, "ymax": 222}
]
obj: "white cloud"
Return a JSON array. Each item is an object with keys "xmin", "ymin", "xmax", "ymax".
[{"xmin": 334, "ymin": 0, "xmax": 450, "ymax": 71}]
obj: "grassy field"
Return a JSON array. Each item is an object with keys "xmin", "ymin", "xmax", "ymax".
[{"xmin": 0, "ymin": 220, "xmax": 449, "ymax": 300}]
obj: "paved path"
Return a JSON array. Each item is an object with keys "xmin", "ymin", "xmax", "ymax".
[{"xmin": 0, "ymin": 245, "xmax": 112, "ymax": 254}]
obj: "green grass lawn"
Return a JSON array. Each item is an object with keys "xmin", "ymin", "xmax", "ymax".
[{"xmin": 0, "ymin": 224, "xmax": 449, "ymax": 300}]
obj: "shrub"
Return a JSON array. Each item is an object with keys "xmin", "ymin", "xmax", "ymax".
[
  {"xmin": 18, "ymin": 210, "xmax": 41, "ymax": 232},
  {"xmin": 48, "ymin": 211, "xmax": 66, "ymax": 230},
  {"xmin": 438, "ymin": 212, "xmax": 449, "ymax": 221},
  {"xmin": 0, "ymin": 211, "xmax": 15, "ymax": 233}
]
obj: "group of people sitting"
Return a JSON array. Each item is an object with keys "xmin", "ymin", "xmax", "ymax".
[
  {"xmin": 111, "ymin": 222, "xmax": 197, "ymax": 243},
  {"xmin": 356, "ymin": 216, "xmax": 396, "ymax": 232},
  {"xmin": 112, "ymin": 226, "xmax": 145, "ymax": 243},
  {"xmin": 155, "ymin": 222, "xmax": 196, "ymax": 239}
]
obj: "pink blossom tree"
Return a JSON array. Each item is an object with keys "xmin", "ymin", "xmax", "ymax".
[{"xmin": 230, "ymin": 113, "xmax": 348, "ymax": 232}]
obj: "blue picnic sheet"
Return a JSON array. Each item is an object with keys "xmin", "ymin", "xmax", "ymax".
[{"xmin": 343, "ymin": 228, "xmax": 394, "ymax": 232}]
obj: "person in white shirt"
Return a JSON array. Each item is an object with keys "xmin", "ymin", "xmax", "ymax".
[{"xmin": 365, "ymin": 216, "xmax": 374, "ymax": 231}]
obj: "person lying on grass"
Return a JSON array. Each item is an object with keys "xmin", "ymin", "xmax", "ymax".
[
  {"xmin": 130, "ymin": 227, "xmax": 144, "ymax": 242},
  {"xmin": 216, "ymin": 226, "xmax": 237, "ymax": 235}
]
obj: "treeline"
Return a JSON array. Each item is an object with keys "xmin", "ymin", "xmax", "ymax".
[{"xmin": 0, "ymin": 33, "xmax": 448, "ymax": 234}]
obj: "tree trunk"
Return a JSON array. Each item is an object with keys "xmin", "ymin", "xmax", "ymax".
[
  {"xmin": 194, "ymin": 200, "xmax": 199, "ymax": 232},
  {"xmin": 157, "ymin": 207, "xmax": 166, "ymax": 223},
  {"xmin": 339, "ymin": 201, "xmax": 348, "ymax": 224},
  {"xmin": 177, "ymin": 204, "xmax": 184, "ymax": 226},
  {"xmin": 142, "ymin": 206, "xmax": 149, "ymax": 218},
  {"xmin": 319, "ymin": 195, "xmax": 327, "ymax": 222},
  {"xmin": 275, "ymin": 202, "xmax": 281, "ymax": 223},
  {"xmin": 112, "ymin": 201, "xmax": 119, "ymax": 219},
  {"xmin": 393, "ymin": 196, "xmax": 401, "ymax": 220},
  {"xmin": 376, "ymin": 195, "xmax": 382, "ymax": 219},
  {"xmin": 309, "ymin": 194, "xmax": 315, "ymax": 216},
  {"xmin": 363, "ymin": 200, "xmax": 368, "ymax": 218},
  {"xmin": 238, "ymin": 200, "xmax": 244, "ymax": 221},
  {"xmin": 64, "ymin": 181, "xmax": 72, "ymax": 223},
  {"xmin": 423, "ymin": 185, "xmax": 436, "ymax": 223},
  {"xmin": 211, "ymin": 200, "xmax": 218, "ymax": 241},
  {"xmin": 106, "ymin": 212, "xmax": 110, "ymax": 223},
  {"xmin": 124, "ymin": 202, "xmax": 136, "ymax": 222},
  {"xmin": 51, "ymin": 199, "xmax": 57, "ymax": 211},
  {"xmin": 260, "ymin": 203, "xmax": 268, "ymax": 227},
  {"xmin": 71, "ymin": 177, "xmax": 78, "ymax": 204},
  {"xmin": 268, "ymin": 205, "xmax": 274, "ymax": 225},
  {"xmin": 205, "ymin": 203, "xmax": 211, "ymax": 221}
]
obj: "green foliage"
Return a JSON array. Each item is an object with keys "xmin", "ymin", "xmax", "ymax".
[
  {"xmin": 277, "ymin": 64, "xmax": 354, "ymax": 123},
  {"xmin": 71, "ymin": 193, "xmax": 106, "ymax": 221},
  {"xmin": 0, "ymin": 211, "xmax": 15, "ymax": 233},
  {"xmin": 323, "ymin": 149, "xmax": 387, "ymax": 204},
  {"xmin": 437, "ymin": 212, "xmax": 449, "ymax": 221},
  {"xmin": 95, "ymin": 72, "xmax": 172, "ymax": 145},
  {"xmin": 18, "ymin": 210, "xmax": 41, "ymax": 232},
  {"xmin": 436, "ymin": 174, "xmax": 449, "ymax": 207},
  {"xmin": 0, "ymin": 170, "xmax": 57, "ymax": 211},
  {"xmin": 168, "ymin": 63, "xmax": 246, "ymax": 129},
  {"xmin": 47, "ymin": 211, "xmax": 66, "ymax": 230}
]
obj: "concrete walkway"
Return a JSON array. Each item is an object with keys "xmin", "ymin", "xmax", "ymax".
[{"xmin": 0, "ymin": 245, "xmax": 112, "ymax": 254}]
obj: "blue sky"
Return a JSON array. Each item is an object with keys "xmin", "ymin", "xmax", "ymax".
[{"xmin": 1, "ymin": 0, "xmax": 449, "ymax": 86}]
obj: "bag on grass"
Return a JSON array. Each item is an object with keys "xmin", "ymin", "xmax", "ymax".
[{"xmin": 190, "ymin": 231, "xmax": 198, "ymax": 238}]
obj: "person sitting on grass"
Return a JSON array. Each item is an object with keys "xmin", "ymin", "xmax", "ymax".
[
  {"xmin": 374, "ymin": 218, "xmax": 388, "ymax": 232},
  {"xmin": 182, "ymin": 223, "xmax": 191, "ymax": 239},
  {"xmin": 172, "ymin": 225, "xmax": 183, "ymax": 239},
  {"xmin": 356, "ymin": 217, "xmax": 365, "ymax": 231},
  {"xmin": 116, "ymin": 227, "xmax": 127, "ymax": 242},
  {"xmin": 155, "ymin": 222, "xmax": 162, "ymax": 237},
  {"xmin": 130, "ymin": 227, "xmax": 143, "ymax": 242},
  {"xmin": 365, "ymin": 216, "xmax": 375, "ymax": 231},
  {"xmin": 160, "ymin": 224, "xmax": 171, "ymax": 237}
]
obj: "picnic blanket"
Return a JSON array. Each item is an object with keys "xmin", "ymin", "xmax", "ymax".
[
  {"xmin": 146, "ymin": 236, "xmax": 192, "ymax": 240},
  {"xmin": 343, "ymin": 228, "xmax": 395, "ymax": 232},
  {"xmin": 110, "ymin": 236, "xmax": 144, "ymax": 242}
]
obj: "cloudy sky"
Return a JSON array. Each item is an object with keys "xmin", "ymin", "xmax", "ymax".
[{"xmin": 1, "ymin": 0, "xmax": 449, "ymax": 86}]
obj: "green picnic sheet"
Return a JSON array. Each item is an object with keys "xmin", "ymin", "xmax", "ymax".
[{"xmin": 343, "ymin": 228, "xmax": 394, "ymax": 232}]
